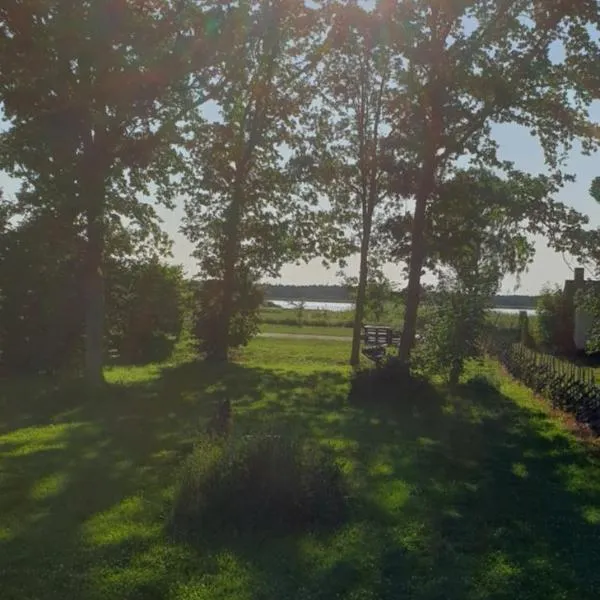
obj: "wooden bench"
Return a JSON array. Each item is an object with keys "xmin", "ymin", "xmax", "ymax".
[{"xmin": 361, "ymin": 325, "xmax": 401, "ymax": 365}]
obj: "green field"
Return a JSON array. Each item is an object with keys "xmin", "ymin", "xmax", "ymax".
[
  {"xmin": 260, "ymin": 303, "xmax": 524, "ymax": 333},
  {"xmin": 259, "ymin": 323, "xmax": 353, "ymax": 337},
  {"xmin": 2, "ymin": 336, "xmax": 600, "ymax": 599},
  {"xmin": 260, "ymin": 305, "xmax": 357, "ymax": 328}
]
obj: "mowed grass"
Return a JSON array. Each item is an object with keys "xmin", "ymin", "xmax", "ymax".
[
  {"xmin": 259, "ymin": 322, "xmax": 353, "ymax": 337},
  {"xmin": 2, "ymin": 336, "xmax": 600, "ymax": 599}
]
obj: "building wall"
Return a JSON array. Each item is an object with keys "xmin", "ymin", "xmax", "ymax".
[{"xmin": 574, "ymin": 308, "xmax": 595, "ymax": 351}]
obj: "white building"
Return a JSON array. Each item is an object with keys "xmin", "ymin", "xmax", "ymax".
[{"xmin": 564, "ymin": 268, "xmax": 598, "ymax": 351}]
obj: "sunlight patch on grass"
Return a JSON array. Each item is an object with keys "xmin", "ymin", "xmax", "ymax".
[
  {"xmin": 369, "ymin": 459, "xmax": 395, "ymax": 477},
  {"xmin": 87, "ymin": 545, "xmax": 193, "ymax": 600},
  {"xmin": 82, "ymin": 495, "xmax": 161, "ymax": 547},
  {"xmin": 511, "ymin": 462, "xmax": 529, "ymax": 479},
  {"xmin": 418, "ymin": 436, "xmax": 439, "ymax": 448},
  {"xmin": 0, "ymin": 422, "xmax": 82, "ymax": 457},
  {"xmin": 105, "ymin": 363, "xmax": 163, "ymax": 385},
  {"xmin": 30, "ymin": 472, "xmax": 68, "ymax": 501},
  {"xmin": 582, "ymin": 506, "xmax": 600, "ymax": 524},
  {"xmin": 473, "ymin": 551, "xmax": 521, "ymax": 597},
  {"xmin": 376, "ymin": 479, "xmax": 412, "ymax": 512},
  {"xmin": 171, "ymin": 551, "xmax": 258, "ymax": 600},
  {"xmin": 241, "ymin": 337, "xmax": 352, "ymax": 372}
]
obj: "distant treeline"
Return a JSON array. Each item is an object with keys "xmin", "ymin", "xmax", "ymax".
[
  {"xmin": 262, "ymin": 284, "xmax": 538, "ymax": 309},
  {"xmin": 494, "ymin": 295, "xmax": 538, "ymax": 309}
]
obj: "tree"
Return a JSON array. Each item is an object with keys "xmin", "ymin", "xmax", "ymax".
[
  {"xmin": 310, "ymin": 1, "xmax": 393, "ymax": 366},
  {"xmin": 0, "ymin": 206, "xmax": 85, "ymax": 374},
  {"xmin": 182, "ymin": 0, "xmax": 327, "ymax": 361},
  {"xmin": 0, "ymin": 188, "xmax": 180, "ymax": 374},
  {"xmin": 591, "ymin": 177, "xmax": 600, "ymax": 204},
  {"xmin": 383, "ymin": 168, "xmax": 588, "ymax": 281},
  {"xmin": 386, "ymin": 168, "xmax": 585, "ymax": 376},
  {"xmin": 345, "ymin": 267, "xmax": 398, "ymax": 324},
  {"xmin": 0, "ymin": 1, "xmax": 219, "ymax": 384},
  {"xmin": 381, "ymin": 0, "xmax": 599, "ymax": 362}
]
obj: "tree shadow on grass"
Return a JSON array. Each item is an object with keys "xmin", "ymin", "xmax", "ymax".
[
  {"xmin": 292, "ymin": 374, "xmax": 600, "ymax": 600},
  {"xmin": 0, "ymin": 359, "xmax": 351, "ymax": 599},
  {"xmin": 175, "ymin": 368, "xmax": 600, "ymax": 600},
  {"xmin": 2, "ymin": 361, "xmax": 600, "ymax": 599}
]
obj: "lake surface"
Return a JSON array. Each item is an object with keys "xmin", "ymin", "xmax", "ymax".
[
  {"xmin": 271, "ymin": 300, "xmax": 354, "ymax": 312},
  {"xmin": 271, "ymin": 300, "xmax": 535, "ymax": 315},
  {"xmin": 270, "ymin": 300, "xmax": 535, "ymax": 315}
]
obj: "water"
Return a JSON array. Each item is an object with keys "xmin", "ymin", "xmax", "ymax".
[
  {"xmin": 270, "ymin": 300, "xmax": 535, "ymax": 315},
  {"xmin": 270, "ymin": 300, "xmax": 354, "ymax": 312},
  {"xmin": 492, "ymin": 308, "xmax": 536, "ymax": 316}
]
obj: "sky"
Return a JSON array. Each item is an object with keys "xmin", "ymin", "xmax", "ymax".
[
  {"xmin": 2, "ymin": 33, "xmax": 600, "ymax": 297},
  {"xmin": 158, "ymin": 115, "xmax": 600, "ymax": 295},
  {"xmin": 2, "ymin": 113, "xmax": 599, "ymax": 295}
]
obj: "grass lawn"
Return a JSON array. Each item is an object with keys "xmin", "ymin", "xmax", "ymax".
[
  {"xmin": 2, "ymin": 337, "xmax": 600, "ymax": 599},
  {"xmin": 259, "ymin": 323, "xmax": 353, "ymax": 337}
]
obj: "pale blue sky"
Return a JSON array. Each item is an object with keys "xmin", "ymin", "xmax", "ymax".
[
  {"xmin": 3, "ymin": 6, "xmax": 599, "ymax": 295},
  {"xmin": 165, "ymin": 118, "xmax": 600, "ymax": 294},
  {"xmin": 2, "ymin": 107, "xmax": 599, "ymax": 295}
]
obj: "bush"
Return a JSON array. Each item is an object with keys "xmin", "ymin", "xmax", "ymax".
[
  {"xmin": 170, "ymin": 433, "xmax": 348, "ymax": 539},
  {"xmin": 576, "ymin": 287, "xmax": 600, "ymax": 355},
  {"xmin": 106, "ymin": 260, "xmax": 186, "ymax": 364},
  {"xmin": 415, "ymin": 286, "xmax": 490, "ymax": 385},
  {"xmin": 535, "ymin": 286, "xmax": 573, "ymax": 353},
  {"xmin": 0, "ymin": 213, "xmax": 85, "ymax": 374}
]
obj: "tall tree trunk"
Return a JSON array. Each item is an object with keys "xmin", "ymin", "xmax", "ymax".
[
  {"xmin": 398, "ymin": 6, "xmax": 445, "ymax": 364},
  {"xmin": 350, "ymin": 222, "xmax": 372, "ymax": 367},
  {"xmin": 398, "ymin": 156, "xmax": 436, "ymax": 363},
  {"xmin": 84, "ymin": 201, "xmax": 105, "ymax": 386},
  {"xmin": 213, "ymin": 191, "xmax": 243, "ymax": 362}
]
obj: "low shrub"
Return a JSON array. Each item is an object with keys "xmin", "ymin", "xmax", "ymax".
[
  {"xmin": 414, "ymin": 286, "xmax": 491, "ymax": 386},
  {"xmin": 534, "ymin": 286, "xmax": 574, "ymax": 353},
  {"xmin": 169, "ymin": 433, "xmax": 348, "ymax": 539}
]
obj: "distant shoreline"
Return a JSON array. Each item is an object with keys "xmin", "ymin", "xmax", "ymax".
[
  {"xmin": 263, "ymin": 285, "xmax": 537, "ymax": 310},
  {"xmin": 265, "ymin": 299, "xmax": 536, "ymax": 313}
]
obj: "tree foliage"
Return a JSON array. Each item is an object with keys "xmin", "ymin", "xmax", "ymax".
[
  {"xmin": 106, "ymin": 260, "xmax": 186, "ymax": 364},
  {"xmin": 0, "ymin": 208, "xmax": 84, "ymax": 374},
  {"xmin": 379, "ymin": 0, "xmax": 600, "ymax": 361},
  {"xmin": 383, "ymin": 168, "xmax": 587, "ymax": 280},
  {"xmin": 0, "ymin": 0, "xmax": 218, "ymax": 383},
  {"xmin": 590, "ymin": 177, "xmax": 600, "ymax": 204},
  {"xmin": 0, "ymin": 193, "xmax": 185, "ymax": 373},
  {"xmin": 416, "ymin": 269, "xmax": 496, "ymax": 386}
]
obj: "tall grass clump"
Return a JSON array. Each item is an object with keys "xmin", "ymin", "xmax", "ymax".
[{"xmin": 169, "ymin": 433, "xmax": 348, "ymax": 539}]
